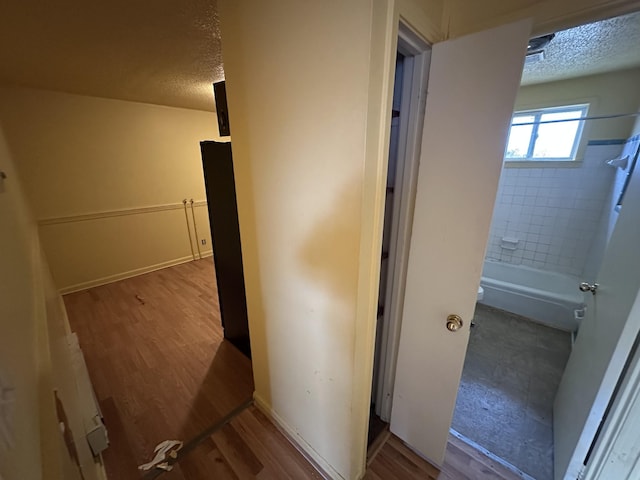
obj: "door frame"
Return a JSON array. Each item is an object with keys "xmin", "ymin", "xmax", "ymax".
[
  {"xmin": 374, "ymin": 23, "xmax": 431, "ymax": 422},
  {"xmin": 356, "ymin": 4, "xmax": 640, "ymax": 478},
  {"xmin": 584, "ymin": 306, "xmax": 640, "ymax": 479}
]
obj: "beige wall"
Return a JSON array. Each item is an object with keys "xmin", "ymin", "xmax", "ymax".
[
  {"xmin": 219, "ymin": 2, "xmax": 371, "ymax": 477},
  {"xmin": 0, "ymin": 86, "xmax": 221, "ymax": 291},
  {"xmin": 515, "ymin": 67, "xmax": 640, "ymax": 144},
  {"xmin": 0, "ymin": 125, "xmax": 102, "ymax": 480},
  {"xmin": 218, "ymin": 0, "xmax": 444, "ymax": 478},
  {"xmin": 0, "ymin": 123, "xmax": 43, "ymax": 480},
  {"xmin": 218, "ymin": 0, "xmax": 639, "ymax": 479}
]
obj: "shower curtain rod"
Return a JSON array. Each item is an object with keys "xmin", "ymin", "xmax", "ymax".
[{"xmin": 513, "ymin": 111, "xmax": 640, "ymax": 127}]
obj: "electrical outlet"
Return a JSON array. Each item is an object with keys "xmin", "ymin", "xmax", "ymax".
[{"xmin": 201, "ymin": 239, "xmax": 207, "ymax": 245}]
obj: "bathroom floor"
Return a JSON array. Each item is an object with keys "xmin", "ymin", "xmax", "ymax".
[{"xmin": 451, "ymin": 304, "xmax": 572, "ymax": 480}]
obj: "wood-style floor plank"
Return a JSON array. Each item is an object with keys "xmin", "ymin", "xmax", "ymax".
[
  {"xmin": 64, "ymin": 259, "xmax": 254, "ymax": 480},
  {"xmin": 366, "ymin": 433, "xmax": 526, "ymax": 480},
  {"xmin": 65, "ymin": 259, "xmax": 528, "ymax": 480}
]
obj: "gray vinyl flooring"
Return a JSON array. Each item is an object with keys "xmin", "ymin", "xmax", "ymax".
[{"xmin": 451, "ymin": 304, "xmax": 572, "ymax": 480}]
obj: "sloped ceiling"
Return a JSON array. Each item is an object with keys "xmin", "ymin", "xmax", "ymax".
[
  {"xmin": 0, "ymin": 0, "xmax": 223, "ymax": 111},
  {"xmin": 521, "ymin": 11, "xmax": 640, "ymax": 85}
]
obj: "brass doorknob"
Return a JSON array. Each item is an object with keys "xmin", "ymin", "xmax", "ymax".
[
  {"xmin": 579, "ymin": 282, "xmax": 599, "ymax": 295},
  {"xmin": 446, "ymin": 314, "xmax": 463, "ymax": 332}
]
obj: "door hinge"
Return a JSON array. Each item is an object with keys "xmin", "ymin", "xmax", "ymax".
[{"xmin": 579, "ymin": 282, "xmax": 599, "ymax": 295}]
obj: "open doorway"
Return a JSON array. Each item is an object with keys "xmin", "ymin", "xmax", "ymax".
[
  {"xmin": 63, "ymin": 257, "xmax": 255, "ymax": 477},
  {"xmin": 368, "ymin": 24, "xmax": 432, "ymax": 452},
  {"xmin": 63, "ymin": 140, "xmax": 255, "ymax": 477},
  {"xmin": 451, "ymin": 11, "xmax": 640, "ymax": 480}
]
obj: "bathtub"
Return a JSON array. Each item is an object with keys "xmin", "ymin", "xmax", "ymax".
[{"xmin": 479, "ymin": 260, "xmax": 586, "ymax": 332}]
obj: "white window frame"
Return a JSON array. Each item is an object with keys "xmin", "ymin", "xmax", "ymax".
[{"xmin": 505, "ymin": 104, "xmax": 589, "ymax": 161}]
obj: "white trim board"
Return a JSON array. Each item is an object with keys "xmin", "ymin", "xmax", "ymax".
[
  {"xmin": 375, "ymin": 21, "xmax": 432, "ymax": 422},
  {"xmin": 59, "ymin": 252, "xmax": 213, "ymax": 294},
  {"xmin": 39, "ymin": 200, "xmax": 208, "ymax": 226}
]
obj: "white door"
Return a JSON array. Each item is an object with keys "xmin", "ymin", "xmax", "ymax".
[
  {"xmin": 389, "ymin": 20, "xmax": 531, "ymax": 465},
  {"xmin": 554, "ymin": 159, "xmax": 640, "ymax": 479}
]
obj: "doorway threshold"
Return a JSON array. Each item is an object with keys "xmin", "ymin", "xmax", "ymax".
[{"xmin": 450, "ymin": 429, "xmax": 536, "ymax": 480}]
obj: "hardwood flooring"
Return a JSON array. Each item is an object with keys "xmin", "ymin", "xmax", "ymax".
[
  {"xmin": 64, "ymin": 259, "xmax": 254, "ymax": 480},
  {"xmin": 366, "ymin": 434, "xmax": 525, "ymax": 480},
  {"xmin": 157, "ymin": 405, "xmax": 324, "ymax": 480},
  {"xmin": 65, "ymin": 259, "xmax": 524, "ymax": 480}
]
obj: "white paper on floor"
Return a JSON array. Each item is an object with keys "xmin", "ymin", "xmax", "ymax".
[{"xmin": 138, "ymin": 439, "xmax": 183, "ymax": 471}]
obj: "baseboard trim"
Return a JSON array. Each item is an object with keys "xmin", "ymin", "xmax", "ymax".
[
  {"xmin": 59, "ymin": 255, "xmax": 207, "ymax": 294},
  {"xmin": 253, "ymin": 393, "xmax": 342, "ymax": 480}
]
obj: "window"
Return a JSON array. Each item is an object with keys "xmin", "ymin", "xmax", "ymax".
[{"xmin": 505, "ymin": 104, "xmax": 588, "ymax": 161}]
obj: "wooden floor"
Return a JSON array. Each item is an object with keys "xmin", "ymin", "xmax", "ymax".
[
  {"xmin": 64, "ymin": 259, "xmax": 255, "ymax": 480},
  {"xmin": 65, "ymin": 259, "xmax": 524, "ymax": 480},
  {"xmin": 159, "ymin": 405, "xmax": 323, "ymax": 480},
  {"xmin": 366, "ymin": 434, "xmax": 525, "ymax": 480}
]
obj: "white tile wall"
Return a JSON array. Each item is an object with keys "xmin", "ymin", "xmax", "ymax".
[{"xmin": 486, "ymin": 144, "xmax": 622, "ymax": 276}]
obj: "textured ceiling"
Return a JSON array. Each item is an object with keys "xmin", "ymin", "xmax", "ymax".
[
  {"xmin": 1, "ymin": 3, "xmax": 638, "ymax": 109},
  {"xmin": 521, "ymin": 11, "xmax": 640, "ymax": 85},
  {"xmin": 0, "ymin": 0, "xmax": 223, "ymax": 111}
]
